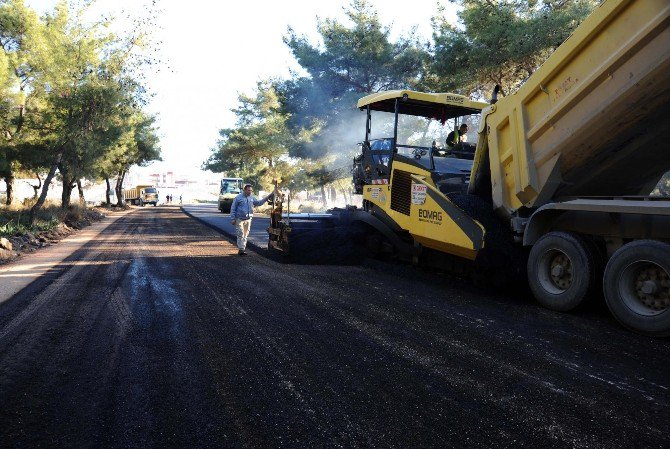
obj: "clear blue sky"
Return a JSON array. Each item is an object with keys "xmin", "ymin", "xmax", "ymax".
[{"xmin": 26, "ymin": 0, "xmax": 456, "ymax": 177}]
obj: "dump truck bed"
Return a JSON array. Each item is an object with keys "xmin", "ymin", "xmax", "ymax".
[{"xmin": 485, "ymin": 0, "xmax": 670, "ymax": 217}]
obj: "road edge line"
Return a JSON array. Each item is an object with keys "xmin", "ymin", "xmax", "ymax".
[{"xmin": 179, "ymin": 206, "xmax": 268, "ymax": 253}]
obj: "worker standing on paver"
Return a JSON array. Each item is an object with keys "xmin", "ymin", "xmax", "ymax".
[{"xmin": 231, "ymin": 184, "xmax": 276, "ymax": 255}]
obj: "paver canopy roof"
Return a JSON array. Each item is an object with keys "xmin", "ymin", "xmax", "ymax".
[{"xmin": 357, "ymin": 90, "xmax": 488, "ymax": 122}]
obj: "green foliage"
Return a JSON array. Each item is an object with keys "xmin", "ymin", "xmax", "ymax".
[
  {"xmin": 284, "ymin": 0, "xmax": 426, "ymax": 96},
  {"xmin": 203, "ymin": 81, "xmax": 319, "ymax": 191},
  {"xmin": 652, "ymin": 172, "xmax": 670, "ymax": 197},
  {"xmin": 0, "ymin": 0, "xmax": 38, "ymax": 181},
  {"xmin": 0, "ymin": 202, "xmax": 60, "ymax": 236},
  {"xmin": 0, "ymin": 200, "xmax": 103, "ymax": 237},
  {"xmin": 428, "ymin": 0, "xmax": 597, "ymax": 97},
  {"xmin": 0, "ymin": 0, "xmax": 160, "ymax": 210},
  {"xmin": 205, "ymin": 0, "xmax": 602, "ymax": 196},
  {"xmin": 280, "ymin": 0, "xmax": 427, "ymax": 163},
  {"xmin": 205, "ymin": 0, "xmax": 430, "ymax": 193}
]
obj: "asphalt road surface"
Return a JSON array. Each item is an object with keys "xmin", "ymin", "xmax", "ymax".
[
  {"xmin": 181, "ymin": 203, "xmax": 270, "ymax": 249},
  {"xmin": 0, "ymin": 206, "xmax": 668, "ymax": 448}
]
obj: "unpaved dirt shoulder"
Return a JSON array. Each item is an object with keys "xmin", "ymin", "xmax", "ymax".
[
  {"xmin": 0, "ymin": 207, "xmax": 124, "ymax": 264},
  {"xmin": 0, "ymin": 209, "xmax": 133, "ymax": 303}
]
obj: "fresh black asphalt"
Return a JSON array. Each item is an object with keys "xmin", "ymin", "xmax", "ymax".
[{"xmin": 0, "ymin": 206, "xmax": 668, "ymax": 448}]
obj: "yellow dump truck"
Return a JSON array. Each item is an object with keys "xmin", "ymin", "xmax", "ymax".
[
  {"xmin": 123, "ymin": 184, "xmax": 159, "ymax": 206},
  {"xmin": 468, "ymin": 0, "xmax": 670, "ymax": 335},
  {"xmin": 268, "ymin": 0, "xmax": 670, "ymax": 336}
]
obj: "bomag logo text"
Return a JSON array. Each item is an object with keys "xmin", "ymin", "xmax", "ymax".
[
  {"xmin": 419, "ymin": 209, "xmax": 443, "ymax": 221},
  {"xmin": 446, "ymin": 95, "xmax": 464, "ymax": 104}
]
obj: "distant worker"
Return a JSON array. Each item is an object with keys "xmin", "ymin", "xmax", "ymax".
[
  {"xmin": 446, "ymin": 123, "xmax": 468, "ymax": 149},
  {"xmin": 179, "ymin": 194, "xmax": 182, "ymax": 205},
  {"xmin": 231, "ymin": 184, "xmax": 277, "ymax": 255}
]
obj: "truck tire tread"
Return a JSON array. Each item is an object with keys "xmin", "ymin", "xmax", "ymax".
[
  {"xmin": 603, "ymin": 240, "xmax": 670, "ymax": 337},
  {"xmin": 527, "ymin": 231, "xmax": 598, "ymax": 312}
]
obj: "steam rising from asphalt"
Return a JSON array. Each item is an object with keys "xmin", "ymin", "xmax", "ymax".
[
  {"xmin": 290, "ymin": 92, "xmax": 481, "ymax": 214},
  {"xmin": 302, "ymin": 106, "xmax": 367, "ymax": 166}
]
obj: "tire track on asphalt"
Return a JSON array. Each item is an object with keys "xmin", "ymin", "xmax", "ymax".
[
  {"xmin": 114, "ymin": 208, "xmax": 235, "ymax": 448},
  {"xmin": 0, "ymin": 215, "xmax": 144, "ymax": 447},
  {"xmin": 176, "ymin": 231, "xmax": 374, "ymax": 448},
  {"xmin": 232, "ymin": 261, "xmax": 669, "ymax": 448},
  {"xmin": 0, "ymin": 215, "xmax": 138, "ymax": 361}
]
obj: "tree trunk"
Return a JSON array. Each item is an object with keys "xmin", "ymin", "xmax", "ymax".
[
  {"xmin": 105, "ymin": 177, "xmax": 111, "ymax": 205},
  {"xmin": 115, "ymin": 170, "xmax": 126, "ymax": 207},
  {"xmin": 4, "ymin": 174, "xmax": 14, "ymax": 206},
  {"xmin": 320, "ymin": 184, "xmax": 327, "ymax": 208},
  {"xmin": 59, "ymin": 164, "xmax": 75, "ymax": 209},
  {"xmin": 76, "ymin": 179, "xmax": 85, "ymax": 205},
  {"xmin": 30, "ymin": 152, "xmax": 62, "ymax": 225},
  {"xmin": 31, "ymin": 174, "xmax": 42, "ymax": 200},
  {"xmin": 61, "ymin": 179, "xmax": 74, "ymax": 209}
]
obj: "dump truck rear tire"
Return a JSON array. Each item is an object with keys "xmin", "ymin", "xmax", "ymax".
[
  {"xmin": 528, "ymin": 231, "xmax": 597, "ymax": 312},
  {"xmin": 603, "ymin": 240, "xmax": 670, "ymax": 337}
]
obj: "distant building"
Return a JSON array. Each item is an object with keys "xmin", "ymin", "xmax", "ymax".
[{"xmin": 147, "ymin": 171, "xmax": 178, "ymax": 187}]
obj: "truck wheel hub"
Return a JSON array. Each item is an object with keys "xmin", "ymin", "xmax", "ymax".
[
  {"xmin": 551, "ymin": 265, "xmax": 565, "ymax": 278},
  {"xmin": 641, "ymin": 280, "xmax": 658, "ymax": 295},
  {"xmin": 550, "ymin": 254, "xmax": 572, "ymax": 290},
  {"xmin": 634, "ymin": 265, "xmax": 670, "ymax": 311}
]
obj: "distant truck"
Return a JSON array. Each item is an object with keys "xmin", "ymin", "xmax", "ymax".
[
  {"xmin": 124, "ymin": 185, "xmax": 159, "ymax": 206},
  {"xmin": 218, "ymin": 178, "xmax": 244, "ymax": 213}
]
